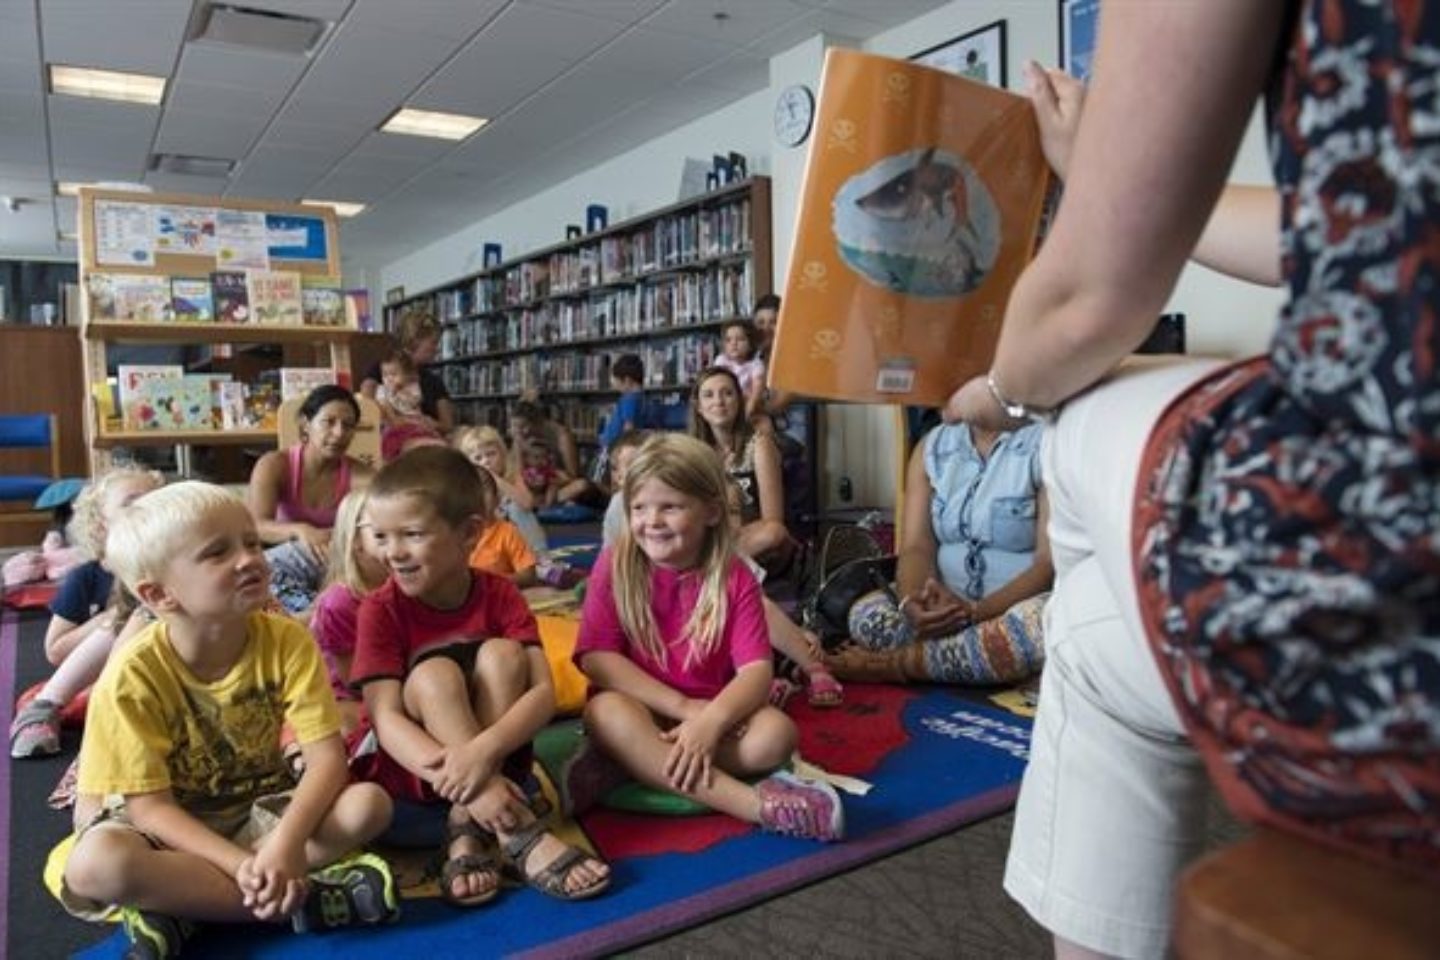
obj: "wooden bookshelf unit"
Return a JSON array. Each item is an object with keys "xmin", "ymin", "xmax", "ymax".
[{"xmin": 387, "ymin": 177, "xmax": 772, "ymax": 447}]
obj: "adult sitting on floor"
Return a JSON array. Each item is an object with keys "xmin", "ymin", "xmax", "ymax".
[
  {"xmin": 689, "ymin": 365, "xmax": 794, "ymax": 571},
  {"xmin": 824, "ymin": 421, "xmax": 1050, "ymax": 685},
  {"xmin": 509, "ymin": 398, "xmax": 597, "ymax": 510},
  {"xmin": 246, "ymin": 385, "xmax": 373, "ymax": 617}
]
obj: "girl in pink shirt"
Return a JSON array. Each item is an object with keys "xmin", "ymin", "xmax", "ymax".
[{"xmin": 573, "ymin": 433, "xmax": 843, "ymax": 841}]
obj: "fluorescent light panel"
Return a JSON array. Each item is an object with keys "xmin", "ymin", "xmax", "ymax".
[
  {"xmin": 56, "ymin": 181, "xmax": 85, "ymax": 197},
  {"xmin": 303, "ymin": 199, "xmax": 366, "ymax": 218},
  {"xmin": 380, "ymin": 107, "xmax": 487, "ymax": 141},
  {"xmin": 49, "ymin": 65, "xmax": 166, "ymax": 105},
  {"xmin": 58, "ymin": 230, "xmax": 77, "ymax": 242}
]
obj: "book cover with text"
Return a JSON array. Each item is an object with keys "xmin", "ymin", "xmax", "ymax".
[
  {"xmin": 211, "ymin": 271, "xmax": 250, "ymax": 324},
  {"xmin": 246, "ymin": 269, "xmax": 303, "ymax": 326},
  {"xmin": 770, "ymin": 49, "xmax": 1053, "ymax": 407}
]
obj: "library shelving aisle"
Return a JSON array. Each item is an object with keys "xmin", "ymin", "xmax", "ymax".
[{"xmin": 387, "ymin": 176, "xmax": 772, "ymax": 449}]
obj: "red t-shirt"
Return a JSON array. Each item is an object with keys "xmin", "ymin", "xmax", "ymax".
[{"xmin": 351, "ymin": 569, "xmax": 539, "ymax": 687}]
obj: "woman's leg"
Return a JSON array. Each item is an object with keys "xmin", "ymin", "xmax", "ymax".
[{"xmin": 1005, "ymin": 359, "xmax": 1222, "ymax": 960}]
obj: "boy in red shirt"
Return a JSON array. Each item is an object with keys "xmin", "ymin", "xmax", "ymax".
[{"xmin": 352, "ymin": 447, "xmax": 609, "ymax": 906}]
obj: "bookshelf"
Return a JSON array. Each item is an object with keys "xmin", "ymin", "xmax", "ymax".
[
  {"xmin": 76, "ymin": 187, "xmax": 352, "ymax": 475},
  {"xmin": 386, "ymin": 177, "xmax": 772, "ymax": 447}
]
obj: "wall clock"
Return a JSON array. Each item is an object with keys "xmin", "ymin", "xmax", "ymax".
[{"xmin": 773, "ymin": 83, "xmax": 815, "ymax": 148}]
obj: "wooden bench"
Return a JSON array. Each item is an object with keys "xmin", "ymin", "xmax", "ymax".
[{"xmin": 1174, "ymin": 829, "xmax": 1440, "ymax": 959}]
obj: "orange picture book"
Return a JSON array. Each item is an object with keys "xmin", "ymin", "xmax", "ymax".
[{"xmin": 770, "ymin": 49, "xmax": 1053, "ymax": 407}]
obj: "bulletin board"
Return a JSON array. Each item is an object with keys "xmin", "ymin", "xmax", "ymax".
[{"xmin": 76, "ymin": 188, "xmax": 341, "ymax": 280}]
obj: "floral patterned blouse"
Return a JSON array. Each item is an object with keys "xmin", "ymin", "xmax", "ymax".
[{"xmin": 1133, "ymin": 0, "xmax": 1440, "ymax": 875}]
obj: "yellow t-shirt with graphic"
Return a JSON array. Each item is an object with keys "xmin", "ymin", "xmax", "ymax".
[{"xmin": 77, "ymin": 611, "xmax": 339, "ymax": 828}]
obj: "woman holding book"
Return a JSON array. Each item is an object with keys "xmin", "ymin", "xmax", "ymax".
[
  {"xmin": 944, "ymin": 5, "xmax": 1440, "ymax": 957},
  {"xmin": 247, "ymin": 384, "xmax": 374, "ymax": 617},
  {"xmin": 359, "ymin": 311, "xmax": 456, "ymax": 437}
]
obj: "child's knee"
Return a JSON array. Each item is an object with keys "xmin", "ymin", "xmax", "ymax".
[
  {"xmin": 748, "ymin": 708, "xmax": 798, "ymax": 764},
  {"xmin": 474, "ymin": 638, "xmax": 527, "ymax": 686},
  {"xmin": 64, "ymin": 830, "xmax": 145, "ymax": 902},
  {"xmin": 404, "ymin": 655, "xmax": 467, "ymax": 700},
  {"xmin": 583, "ymin": 690, "xmax": 642, "ymax": 739},
  {"xmin": 336, "ymin": 781, "xmax": 394, "ymax": 839}
]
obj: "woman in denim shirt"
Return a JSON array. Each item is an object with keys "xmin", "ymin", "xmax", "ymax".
[{"xmin": 825, "ymin": 422, "xmax": 1051, "ymax": 684}]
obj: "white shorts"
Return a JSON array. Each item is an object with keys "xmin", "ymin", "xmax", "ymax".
[{"xmin": 1002, "ymin": 359, "xmax": 1223, "ymax": 959}]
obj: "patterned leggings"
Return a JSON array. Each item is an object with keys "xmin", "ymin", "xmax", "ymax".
[
  {"xmin": 847, "ymin": 590, "xmax": 1048, "ymax": 684},
  {"xmin": 266, "ymin": 541, "xmax": 323, "ymax": 615}
]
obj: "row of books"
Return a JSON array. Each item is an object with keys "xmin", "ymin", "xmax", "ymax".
[
  {"xmin": 87, "ymin": 270, "xmax": 347, "ymax": 327},
  {"xmin": 107, "ymin": 365, "xmax": 336, "ymax": 432},
  {"xmin": 442, "ymin": 333, "xmax": 718, "ymax": 399},
  {"xmin": 437, "ymin": 264, "xmax": 752, "ymax": 361}
]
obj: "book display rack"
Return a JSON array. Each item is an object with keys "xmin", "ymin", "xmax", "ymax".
[{"xmin": 76, "ymin": 187, "xmax": 352, "ymax": 474}]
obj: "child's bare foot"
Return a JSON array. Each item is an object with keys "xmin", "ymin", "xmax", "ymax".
[{"xmin": 499, "ymin": 820, "xmax": 611, "ymax": 900}]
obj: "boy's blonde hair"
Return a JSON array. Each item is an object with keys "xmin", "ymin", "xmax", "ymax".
[
  {"xmin": 615, "ymin": 433, "xmax": 734, "ymax": 667},
  {"xmin": 454, "ymin": 424, "xmax": 517, "ymax": 486},
  {"xmin": 368, "ymin": 445, "xmax": 493, "ymax": 529},
  {"xmin": 324, "ymin": 489, "xmax": 382, "ymax": 593},
  {"xmin": 68, "ymin": 464, "xmax": 165, "ymax": 559},
  {"xmin": 105, "ymin": 481, "xmax": 247, "ymax": 593}
]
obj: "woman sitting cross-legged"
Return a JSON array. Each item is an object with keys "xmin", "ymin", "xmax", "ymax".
[{"xmin": 824, "ymin": 421, "xmax": 1051, "ymax": 685}]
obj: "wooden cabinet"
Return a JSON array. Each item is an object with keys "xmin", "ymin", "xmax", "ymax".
[{"xmin": 389, "ymin": 177, "xmax": 772, "ymax": 447}]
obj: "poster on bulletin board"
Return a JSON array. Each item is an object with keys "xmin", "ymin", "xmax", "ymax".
[{"xmin": 265, "ymin": 213, "xmax": 330, "ymax": 262}]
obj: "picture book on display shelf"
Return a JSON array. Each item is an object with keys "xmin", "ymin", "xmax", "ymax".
[{"xmin": 768, "ymin": 48, "xmax": 1054, "ymax": 407}]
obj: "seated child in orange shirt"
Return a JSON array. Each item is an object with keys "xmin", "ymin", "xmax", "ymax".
[{"xmin": 467, "ymin": 469, "xmax": 539, "ymax": 587}]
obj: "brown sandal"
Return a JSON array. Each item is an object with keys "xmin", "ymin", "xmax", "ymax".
[
  {"xmin": 440, "ymin": 814, "xmax": 502, "ymax": 907},
  {"xmin": 501, "ymin": 820, "xmax": 611, "ymax": 901}
]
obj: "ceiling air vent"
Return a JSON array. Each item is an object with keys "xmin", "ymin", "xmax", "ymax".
[
  {"xmin": 150, "ymin": 154, "xmax": 236, "ymax": 178},
  {"xmin": 191, "ymin": 3, "xmax": 330, "ymax": 56}
]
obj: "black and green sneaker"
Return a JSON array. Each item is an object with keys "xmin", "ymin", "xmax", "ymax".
[
  {"xmin": 292, "ymin": 852, "xmax": 400, "ymax": 934},
  {"xmin": 119, "ymin": 907, "xmax": 195, "ymax": 959}
]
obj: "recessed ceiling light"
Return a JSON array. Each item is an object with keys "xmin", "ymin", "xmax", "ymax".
[
  {"xmin": 303, "ymin": 199, "xmax": 366, "ymax": 218},
  {"xmin": 49, "ymin": 65, "xmax": 166, "ymax": 105},
  {"xmin": 380, "ymin": 107, "xmax": 487, "ymax": 141}
]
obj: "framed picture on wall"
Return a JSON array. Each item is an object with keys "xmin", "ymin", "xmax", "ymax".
[
  {"xmin": 1058, "ymin": 0, "xmax": 1100, "ymax": 81},
  {"xmin": 911, "ymin": 19, "xmax": 1007, "ymax": 88}
]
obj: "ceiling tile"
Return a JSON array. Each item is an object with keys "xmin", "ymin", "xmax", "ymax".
[
  {"xmin": 263, "ymin": 118, "xmax": 371, "ymax": 154},
  {"xmin": 40, "ymin": 0, "xmax": 191, "ymax": 74},
  {"xmin": 0, "ymin": 0, "xmax": 38, "ymax": 61},
  {"xmin": 644, "ymin": 1, "xmax": 812, "ymax": 47},
  {"xmin": 343, "ymin": 0, "xmax": 509, "ymax": 40},
  {"xmin": 294, "ymin": 27, "xmax": 461, "ymax": 104},
  {"xmin": 349, "ymin": 131, "xmax": 455, "ymax": 162},
  {"xmin": 410, "ymin": 43, "xmax": 570, "ymax": 118},
  {"xmin": 0, "ymin": 54, "xmax": 41, "ymax": 91},
  {"xmin": 589, "ymin": 27, "xmax": 739, "ymax": 83},
  {"xmin": 458, "ymin": 5, "xmax": 633, "ymax": 67},
  {"xmin": 174, "ymin": 43, "xmax": 307, "ymax": 93},
  {"xmin": 155, "ymin": 108, "xmax": 266, "ymax": 159},
  {"xmin": 142, "ymin": 170, "xmax": 232, "ymax": 196},
  {"xmin": 519, "ymin": 0, "xmax": 666, "ymax": 23},
  {"xmin": 167, "ymin": 79, "xmax": 284, "ymax": 120}
]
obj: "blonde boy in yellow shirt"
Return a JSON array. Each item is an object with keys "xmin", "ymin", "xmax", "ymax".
[{"xmin": 58, "ymin": 482, "xmax": 397, "ymax": 957}]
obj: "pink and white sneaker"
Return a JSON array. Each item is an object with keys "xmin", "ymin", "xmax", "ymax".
[{"xmin": 756, "ymin": 770, "xmax": 844, "ymax": 842}]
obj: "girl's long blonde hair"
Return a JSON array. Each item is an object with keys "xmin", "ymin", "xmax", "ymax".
[
  {"xmin": 614, "ymin": 433, "xmax": 734, "ymax": 668},
  {"xmin": 324, "ymin": 490, "xmax": 383, "ymax": 594},
  {"xmin": 68, "ymin": 464, "xmax": 165, "ymax": 559}
]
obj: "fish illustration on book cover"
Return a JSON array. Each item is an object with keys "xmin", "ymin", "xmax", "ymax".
[{"xmin": 772, "ymin": 49, "xmax": 1052, "ymax": 407}]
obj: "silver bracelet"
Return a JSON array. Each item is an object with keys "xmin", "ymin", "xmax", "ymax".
[{"xmin": 985, "ymin": 371, "xmax": 1056, "ymax": 423}]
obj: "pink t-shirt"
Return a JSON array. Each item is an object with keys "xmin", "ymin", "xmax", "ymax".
[
  {"xmin": 309, "ymin": 582, "xmax": 363, "ymax": 701},
  {"xmin": 714, "ymin": 355, "xmax": 766, "ymax": 397},
  {"xmin": 575, "ymin": 548, "xmax": 771, "ymax": 701}
]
